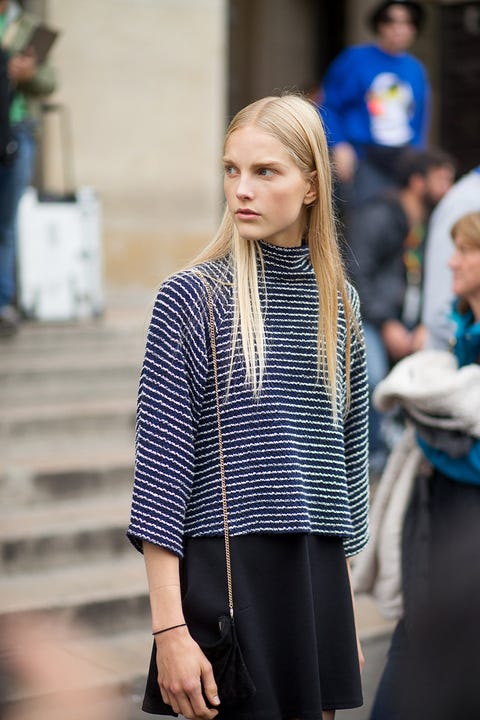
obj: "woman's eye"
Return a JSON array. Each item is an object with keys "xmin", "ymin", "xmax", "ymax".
[
  {"xmin": 224, "ymin": 165, "xmax": 237, "ymax": 176},
  {"xmin": 258, "ymin": 168, "xmax": 274, "ymax": 177}
]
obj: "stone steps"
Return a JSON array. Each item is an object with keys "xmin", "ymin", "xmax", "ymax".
[
  {"xmin": 0, "ymin": 307, "xmax": 145, "ymax": 405},
  {"xmin": 1, "ymin": 555, "xmax": 149, "ymax": 635},
  {"xmin": 1, "ymin": 447, "xmax": 133, "ymax": 504},
  {"xmin": 0, "ymin": 351, "xmax": 141, "ymax": 382},
  {"xmin": 1, "ymin": 376, "xmax": 138, "ymax": 408},
  {"xmin": 0, "ymin": 397, "xmax": 136, "ymax": 447},
  {"xmin": 0, "ymin": 491, "xmax": 133, "ymax": 574},
  {"xmin": 1, "ymin": 329, "xmax": 143, "ymax": 353},
  {"xmin": 0, "ymin": 294, "xmax": 156, "ymax": 716}
]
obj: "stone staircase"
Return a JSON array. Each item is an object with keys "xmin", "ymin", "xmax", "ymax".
[
  {"xmin": 0, "ymin": 291, "xmax": 156, "ymax": 717},
  {"xmin": 0, "ymin": 290, "xmax": 393, "ymax": 720}
]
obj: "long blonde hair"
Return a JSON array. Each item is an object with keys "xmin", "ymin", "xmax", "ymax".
[{"xmin": 192, "ymin": 94, "xmax": 357, "ymax": 417}]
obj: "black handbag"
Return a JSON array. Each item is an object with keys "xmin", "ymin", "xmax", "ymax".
[
  {"xmin": 142, "ymin": 274, "xmax": 256, "ymax": 715},
  {"xmin": 143, "ymin": 613, "xmax": 255, "ymax": 713}
]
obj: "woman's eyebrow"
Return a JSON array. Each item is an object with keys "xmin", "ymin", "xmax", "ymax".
[
  {"xmin": 252, "ymin": 160, "xmax": 285, "ymax": 168},
  {"xmin": 222, "ymin": 157, "xmax": 285, "ymax": 168}
]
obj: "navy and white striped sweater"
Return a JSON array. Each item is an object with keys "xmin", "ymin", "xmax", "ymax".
[{"xmin": 128, "ymin": 241, "xmax": 369, "ymax": 558}]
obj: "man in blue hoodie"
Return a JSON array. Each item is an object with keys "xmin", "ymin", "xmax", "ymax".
[{"xmin": 318, "ymin": 0, "xmax": 429, "ymax": 207}]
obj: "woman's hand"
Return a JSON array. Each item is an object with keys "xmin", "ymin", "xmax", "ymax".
[
  {"xmin": 356, "ymin": 633, "xmax": 365, "ymax": 673},
  {"xmin": 143, "ymin": 542, "xmax": 220, "ymax": 719},
  {"xmin": 155, "ymin": 625, "xmax": 220, "ymax": 720}
]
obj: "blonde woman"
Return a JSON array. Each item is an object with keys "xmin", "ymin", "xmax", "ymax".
[
  {"xmin": 368, "ymin": 212, "xmax": 480, "ymax": 720},
  {"xmin": 128, "ymin": 94, "xmax": 369, "ymax": 720}
]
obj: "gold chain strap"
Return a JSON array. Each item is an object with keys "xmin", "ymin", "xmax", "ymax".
[{"xmin": 197, "ymin": 273, "xmax": 235, "ymax": 619}]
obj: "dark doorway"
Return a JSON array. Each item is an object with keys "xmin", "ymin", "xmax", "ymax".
[
  {"xmin": 23, "ymin": 0, "xmax": 47, "ymax": 16},
  {"xmin": 439, "ymin": 2, "xmax": 480, "ymax": 175},
  {"xmin": 228, "ymin": 0, "xmax": 346, "ymax": 120}
]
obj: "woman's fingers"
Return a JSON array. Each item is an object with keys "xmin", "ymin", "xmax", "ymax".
[
  {"xmin": 170, "ymin": 685, "xmax": 219, "ymax": 720},
  {"xmin": 156, "ymin": 633, "xmax": 219, "ymax": 719},
  {"xmin": 171, "ymin": 690, "xmax": 195, "ymax": 718},
  {"xmin": 200, "ymin": 660, "xmax": 220, "ymax": 711},
  {"xmin": 188, "ymin": 680, "xmax": 220, "ymax": 719},
  {"xmin": 357, "ymin": 636, "xmax": 365, "ymax": 672}
]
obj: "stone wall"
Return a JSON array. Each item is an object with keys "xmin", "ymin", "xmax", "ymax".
[{"xmin": 44, "ymin": 0, "xmax": 227, "ymax": 289}]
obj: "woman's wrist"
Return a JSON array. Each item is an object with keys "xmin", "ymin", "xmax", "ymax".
[{"xmin": 152, "ymin": 622, "xmax": 187, "ymax": 637}]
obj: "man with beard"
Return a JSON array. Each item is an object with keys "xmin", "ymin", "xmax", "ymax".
[{"xmin": 346, "ymin": 148, "xmax": 455, "ymax": 471}]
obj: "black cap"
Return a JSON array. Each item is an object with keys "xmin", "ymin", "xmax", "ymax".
[{"xmin": 368, "ymin": 1, "xmax": 425, "ymax": 33}]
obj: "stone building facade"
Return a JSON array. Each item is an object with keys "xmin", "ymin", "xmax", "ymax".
[{"xmin": 23, "ymin": 0, "xmax": 480, "ymax": 289}]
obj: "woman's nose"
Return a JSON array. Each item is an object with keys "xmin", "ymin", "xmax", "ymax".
[
  {"xmin": 448, "ymin": 251, "xmax": 460, "ymax": 269},
  {"xmin": 236, "ymin": 175, "xmax": 254, "ymax": 199}
]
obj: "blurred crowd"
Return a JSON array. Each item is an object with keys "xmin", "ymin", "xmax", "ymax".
[
  {"xmin": 316, "ymin": 0, "xmax": 480, "ymax": 478},
  {"xmin": 316, "ymin": 1, "xmax": 480, "ymax": 718}
]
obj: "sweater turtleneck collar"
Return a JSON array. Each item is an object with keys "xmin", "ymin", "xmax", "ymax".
[{"xmin": 257, "ymin": 240, "xmax": 312, "ymax": 277}]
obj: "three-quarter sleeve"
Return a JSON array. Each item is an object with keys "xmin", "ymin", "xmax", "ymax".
[
  {"xmin": 343, "ymin": 286, "xmax": 370, "ymax": 557},
  {"xmin": 127, "ymin": 274, "xmax": 209, "ymax": 557}
]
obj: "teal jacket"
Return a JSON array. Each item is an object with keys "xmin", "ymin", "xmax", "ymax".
[{"xmin": 418, "ymin": 302, "xmax": 480, "ymax": 485}]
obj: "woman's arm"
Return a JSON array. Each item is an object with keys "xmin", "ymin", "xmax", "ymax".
[
  {"xmin": 143, "ymin": 542, "xmax": 220, "ymax": 720},
  {"xmin": 342, "ymin": 287, "xmax": 370, "ymax": 558}
]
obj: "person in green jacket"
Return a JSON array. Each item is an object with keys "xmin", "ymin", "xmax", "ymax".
[{"xmin": 0, "ymin": 0, "xmax": 56, "ymax": 336}]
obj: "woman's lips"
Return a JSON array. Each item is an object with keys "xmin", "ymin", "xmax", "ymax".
[{"xmin": 236, "ymin": 209, "xmax": 260, "ymax": 219}]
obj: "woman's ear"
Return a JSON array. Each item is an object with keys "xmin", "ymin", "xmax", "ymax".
[{"xmin": 304, "ymin": 171, "xmax": 318, "ymax": 206}]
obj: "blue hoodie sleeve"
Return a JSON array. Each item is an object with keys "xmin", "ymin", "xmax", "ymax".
[
  {"xmin": 417, "ymin": 435, "xmax": 480, "ymax": 486},
  {"xmin": 408, "ymin": 60, "xmax": 430, "ymax": 148},
  {"xmin": 318, "ymin": 47, "xmax": 360, "ymax": 147}
]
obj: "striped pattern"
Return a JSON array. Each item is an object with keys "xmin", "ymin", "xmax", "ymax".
[{"xmin": 128, "ymin": 242, "xmax": 369, "ymax": 558}]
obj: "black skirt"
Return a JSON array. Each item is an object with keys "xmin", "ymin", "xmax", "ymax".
[
  {"xmin": 143, "ymin": 533, "xmax": 363, "ymax": 719},
  {"xmin": 399, "ymin": 470, "xmax": 480, "ymax": 719}
]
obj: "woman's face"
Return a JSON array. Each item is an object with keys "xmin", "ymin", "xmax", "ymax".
[
  {"xmin": 449, "ymin": 232, "xmax": 480, "ymax": 305},
  {"xmin": 377, "ymin": 5, "xmax": 417, "ymax": 54},
  {"xmin": 223, "ymin": 125, "xmax": 316, "ymax": 248}
]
